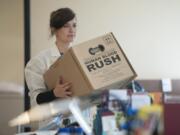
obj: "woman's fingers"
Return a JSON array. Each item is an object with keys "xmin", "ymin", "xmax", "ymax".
[
  {"xmin": 54, "ymin": 79, "xmax": 72, "ymax": 98},
  {"xmin": 62, "ymin": 82, "xmax": 72, "ymax": 89},
  {"xmin": 59, "ymin": 76, "xmax": 63, "ymax": 84},
  {"xmin": 65, "ymin": 91, "xmax": 72, "ymax": 97}
]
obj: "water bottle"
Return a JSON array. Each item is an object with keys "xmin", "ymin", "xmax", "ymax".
[
  {"xmin": 57, "ymin": 128, "xmax": 70, "ymax": 135},
  {"xmin": 73, "ymin": 127, "xmax": 83, "ymax": 135},
  {"xmin": 56, "ymin": 127, "xmax": 83, "ymax": 135}
]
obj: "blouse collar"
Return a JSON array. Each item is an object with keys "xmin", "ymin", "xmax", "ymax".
[{"xmin": 50, "ymin": 45, "xmax": 61, "ymax": 57}]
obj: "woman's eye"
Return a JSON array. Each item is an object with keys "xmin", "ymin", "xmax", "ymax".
[
  {"xmin": 63, "ymin": 23, "xmax": 77, "ymax": 29},
  {"xmin": 63, "ymin": 25, "xmax": 69, "ymax": 28}
]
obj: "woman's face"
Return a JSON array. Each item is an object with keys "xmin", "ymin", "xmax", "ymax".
[{"xmin": 55, "ymin": 18, "xmax": 77, "ymax": 44}]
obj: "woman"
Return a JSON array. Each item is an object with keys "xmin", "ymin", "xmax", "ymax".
[
  {"xmin": 25, "ymin": 7, "xmax": 76, "ymax": 108},
  {"xmin": 25, "ymin": 7, "xmax": 78, "ymax": 129}
]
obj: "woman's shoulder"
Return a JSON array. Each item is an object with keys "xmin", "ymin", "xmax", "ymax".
[
  {"xmin": 35, "ymin": 48, "xmax": 52, "ymax": 59},
  {"xmin": 26, "ymin": 48, "xmax": 52, "ymax": 67}
]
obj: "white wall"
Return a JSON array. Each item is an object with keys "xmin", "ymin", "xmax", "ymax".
[
  {"xmin": 0, "ymin": 0, "xmax": 24, "ymax": 85},
  {"xmin": 31, "ymin": 0, "xmax": 180, "ymax": 79}
]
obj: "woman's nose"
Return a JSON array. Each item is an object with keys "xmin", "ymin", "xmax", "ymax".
[{"xmin": 69, "ymin": 26, "xmax": 76, "ymax": 33}]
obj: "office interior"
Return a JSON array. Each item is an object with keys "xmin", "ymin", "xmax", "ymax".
[{"xmin": 0, "ymin": 0, "xmax": 180, "ymax": 135}]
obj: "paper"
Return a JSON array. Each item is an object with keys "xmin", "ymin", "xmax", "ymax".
[
  {"xmin": 109, "ymin": 89, "xmax": 128, "ymax": 100},
  {"xmin": 102, "ymin": 115, "xmax": 117, "ymax": 132},
  {"xmin": 162, "ymin": 78, "xmax": 172, "ymax": 92},
  {"xmin": 131, "ymin": 94, "xmax": 151, "ymax": 109}
]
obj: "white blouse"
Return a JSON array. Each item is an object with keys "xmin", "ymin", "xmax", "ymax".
[{"xmin": 25, "ymin": 45, "xmax": 61, "ymax": 107}]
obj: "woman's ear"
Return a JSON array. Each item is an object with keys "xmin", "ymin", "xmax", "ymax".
[{"xmin": 50, "ymin": 27, "xmax": 56, "ymax": 36}]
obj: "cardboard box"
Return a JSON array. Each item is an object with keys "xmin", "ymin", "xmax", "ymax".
[{"xmin": 44, "ymin": 32, "xmax": 137, "ymax": 96}]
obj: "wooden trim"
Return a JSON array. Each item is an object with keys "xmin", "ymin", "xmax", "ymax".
[{"xmin": 136, "ymin": 79, "xmax": 180, "ymax": 93}]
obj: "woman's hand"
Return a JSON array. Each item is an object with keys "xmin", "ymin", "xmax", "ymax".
[{"xmin": 53, "ymin": 77, "xmax": 72, "ymax": 98}]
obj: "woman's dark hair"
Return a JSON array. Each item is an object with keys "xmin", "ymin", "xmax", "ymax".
[{"xmin": 50, "ymin": 7, "xmax": 76, "ymax": 36}]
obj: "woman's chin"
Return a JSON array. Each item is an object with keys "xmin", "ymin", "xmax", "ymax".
[{"xmin": 68, "ymin": 38, "xmax": 75, "ymax": 43}]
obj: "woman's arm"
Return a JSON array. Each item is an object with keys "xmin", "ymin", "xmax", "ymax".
[{"xmin": 36, "ymin": 90, "xmax": 57, "ymax": 104}]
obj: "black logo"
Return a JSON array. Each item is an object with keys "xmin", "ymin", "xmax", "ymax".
[{"xmin": 89, "ymin": 44, "xmax": 105, "ymax": 55}]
